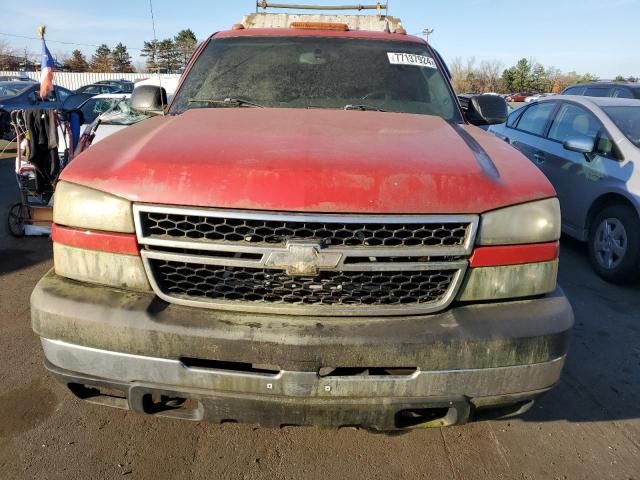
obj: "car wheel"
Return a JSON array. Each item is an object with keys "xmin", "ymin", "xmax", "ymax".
[{"xmin": 588, "ymin": 205, "xmax": 640, "ymax": 283}]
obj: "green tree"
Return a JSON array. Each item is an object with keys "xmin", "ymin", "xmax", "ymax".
[
  {"xmin": 141, "ymin": 40, "xmax": 159, "ymax": 72},
  {"xmin": 111, "ymin": 42, "xmax": 134, "ymax": 73},
  {"xmin": 614, "ymin": 75, "xmax": 626, "ymax": 82},
  {"xmin": 501, "ymin": 67, "xmax": 517, "ymax": 92},
  {"xmin": 577, "ymin": 73, "xmax": 599, "ymax": 83},
  {"xmin": 174, "ymin": 29, "xmax": 197, "ymax": 67},
  {"xmin": 531, "ymin": 63, "xmax": 549, "ymax": 92},
  {"xmin": 157, "ymin": 38, "xmax": 181, "ymax": 72},
  {"xmin": 90, "ymin": 44, "xmax": 112, "ymax": 72},
  {"xmin": 63, "ymin": 49, "xmax": 89, "ymax": 72},
  {"xmin": 513, "ymin": 58, "xmax": 532, "ymax": 92}
]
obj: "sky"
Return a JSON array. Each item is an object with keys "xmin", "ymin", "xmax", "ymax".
[{"xmin": 2, "ymin": 0, "xmax": 639, "ymax": 78}]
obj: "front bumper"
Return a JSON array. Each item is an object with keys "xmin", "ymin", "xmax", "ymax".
[{"xmin": 32, "ymin": 270, "xmax": 573, "ymax": 429}]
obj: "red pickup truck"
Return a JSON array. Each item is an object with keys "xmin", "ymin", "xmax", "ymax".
[{"xmin": 31, "ymin": 17, "xmax": 573, "ymax": 431}]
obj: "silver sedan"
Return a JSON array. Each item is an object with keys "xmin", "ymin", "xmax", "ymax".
[{"xmin": 489, "ymin": 95, "xmax": 640, "ymax": 283}]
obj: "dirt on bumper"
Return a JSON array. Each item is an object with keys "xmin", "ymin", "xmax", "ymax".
[{"xmin": 32, "ymin": 269, "xmax": 573, "ymax": 372}]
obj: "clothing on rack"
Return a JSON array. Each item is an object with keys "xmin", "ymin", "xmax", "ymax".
[{"xmin": 22, "ymin": 108, "xmax": 59, "ymax": 194}]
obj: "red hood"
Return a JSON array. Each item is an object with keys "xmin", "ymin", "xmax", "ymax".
[{"xmin": 61, "ymin": 108, "xmax": 554, "ymax": 214}]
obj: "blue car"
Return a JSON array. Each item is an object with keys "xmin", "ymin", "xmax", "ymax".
[{"xmin": 0, "ymin": 81, "xmax": 73, "ymax": 113}]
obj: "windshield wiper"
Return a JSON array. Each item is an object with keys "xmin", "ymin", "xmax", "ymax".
[
  {"xmin": 188, "ymin": 97, "xmax": 264, "ymax": 108},
  {"xmin": 344, "ymin": 104, "xmax": 386, "ymax": 112}
]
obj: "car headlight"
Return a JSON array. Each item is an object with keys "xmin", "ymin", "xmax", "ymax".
[
  {"xmin": 52, "ymin": 181, "xmax": 149, "ymax": 291},
  {"xmin": 458, "ymin": 198, "xmax": 561, "ymax": 302},
  {"xmin": 54, "ymin": 181, "xmax": 135, "ymax": 233},
  {"xmin": 477, "ymin": 198, "xmax": 561, "ymax": 245}
]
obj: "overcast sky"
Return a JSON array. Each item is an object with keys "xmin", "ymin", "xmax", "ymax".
[{"xmin": 2, "ymin": 0, "xmax": 639, "ymax": 77}]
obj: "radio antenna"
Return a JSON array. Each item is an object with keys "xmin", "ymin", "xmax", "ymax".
[{"xmin": 149, "ymin": 0, "xmax": 165, "ymax": 115}]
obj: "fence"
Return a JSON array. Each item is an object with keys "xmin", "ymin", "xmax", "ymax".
[{"xmin": 0, "ymin": 71, "xmax": 181, "ymax": 91}]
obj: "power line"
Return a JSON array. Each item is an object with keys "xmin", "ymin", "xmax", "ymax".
[{"xmin": 0, "ymin": 31, "xmax": 143, "ymax": 51}]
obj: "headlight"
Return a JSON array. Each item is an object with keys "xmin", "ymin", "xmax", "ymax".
[
  {"xmin": 477, "ymin": 198, "xmax": 560, "ymax": 246},
  {"xmin": 458, "ymin": 198, "xmax": 561, "ymax": 302},
  {"xmin": 54, "ymin": 181, "xmax": 134, "ymax": 233},
  {"xmin": 52, "ymin": 182, "xmax": 149, "ymax": 290}
]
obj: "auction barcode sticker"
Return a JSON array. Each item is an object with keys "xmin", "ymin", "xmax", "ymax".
[{"xmin": 387, "ymin": 52, "xmax": 437, "ymax": 69}]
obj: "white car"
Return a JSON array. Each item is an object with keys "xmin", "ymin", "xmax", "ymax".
[
  {"xmin": 58, "ymin": 93, "xmax": 130, "ymax": 157},
  {"xmin": 525, "ymin": 93, "xmax": 555, "ymax": 103}
]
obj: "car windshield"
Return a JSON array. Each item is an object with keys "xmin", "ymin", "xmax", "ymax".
[
  {"xmin": 603, "ymin": 105, "xmax": 640, "ymax": 148},
  {"xmin": 99, "ymin": 99, "xmax": 149, "ymax": 125},
  {"xmin": 80, "ymin": 98, "xmax": 122, "ymax": 124},
  {"xmin": 0, "ymin": 82, "xmax": 31, "ymax": 98},
  {"xmin": 170, "ymin": 36, "xmax": 460, "ymax": 121}
]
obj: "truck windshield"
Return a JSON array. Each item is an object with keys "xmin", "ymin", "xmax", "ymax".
[{"xmin": 170, "ymin": 36, "xmax": 460, "ymax": 121}]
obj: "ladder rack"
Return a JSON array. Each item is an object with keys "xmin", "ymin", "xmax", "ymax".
[{"xmin": 256, "ymin": 2, "xmax": 388, "ymax": 13}]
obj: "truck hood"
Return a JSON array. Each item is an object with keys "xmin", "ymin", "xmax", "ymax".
[{"xmin": 61, "ymin": 108, "xmax": 554, "ymax": 214}]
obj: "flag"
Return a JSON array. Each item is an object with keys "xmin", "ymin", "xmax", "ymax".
[{"xmin": 40, "ymin": 36, "xmax": 55, "ymax": 99}]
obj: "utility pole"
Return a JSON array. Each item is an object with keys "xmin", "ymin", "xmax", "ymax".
[{"xmin": 422, "ymin": 28, "xmax": 434, "ymax": 43}]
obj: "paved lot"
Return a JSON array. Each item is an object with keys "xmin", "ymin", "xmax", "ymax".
[{"xmin": 0, "ymin": 157, "xmax": 639, "ymax": 480}]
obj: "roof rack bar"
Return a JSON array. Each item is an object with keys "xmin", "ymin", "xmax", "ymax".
[{"xmin": 256, "ymin": 2, "xmax": 387, "ymax": 12}]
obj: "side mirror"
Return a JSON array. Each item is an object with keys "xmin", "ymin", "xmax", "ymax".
[
  {"xmin": 131, "ymin": 85, "xmax": 167, "ymax": 115},
  {"xmin": 563, "ymin": 136, "xmax": 595, "ymax": 154},
  {"xmin": 460, "ymin": 95, "xmax": 509, "ymax": 126}
]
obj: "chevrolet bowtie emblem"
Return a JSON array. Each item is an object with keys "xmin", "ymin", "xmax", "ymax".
[{"xmin": 265, "ymin": 241, "xmax": 343, "ymax": 276}]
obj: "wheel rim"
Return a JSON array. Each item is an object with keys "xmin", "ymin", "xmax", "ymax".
[{"xmin": 594, "ymin": 217, "xmax": 628, "ymax": 270}]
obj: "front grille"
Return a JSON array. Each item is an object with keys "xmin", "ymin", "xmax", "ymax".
[
  {"xmin": 151, "ymin": 260, "xmax": 457, "ymax": 307},
  {"xmin": 135, "ymin": 206, "xmax": 477, "ymax": 316},
  {"xmin": 140, "ymin": 211, "xmax": 469, "ymax": 248}
]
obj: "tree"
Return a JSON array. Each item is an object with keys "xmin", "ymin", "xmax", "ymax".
[
  {"xmin": 477, "ymin": 60, "xmax": 503, "ymax": 93},
  {"xmin": 174, "ymin": 29, "xmax": 197, "ymax": 66},
  {"xmin": 157, "ymin": 38, "xmax": 181, "ymax": 72},
  {"xmin": 141, "ymin": 40, "xmax": 160, "ymax": 72},
  {"xmin": 63, "ymin": 49, "xmax": 89, "ymax": 72},
  {"xmin": 111, "ymin": 42, "xmax": 134, "ymax": 73},
  {"xmin": 0, "ymin": 40, "xmax": 19, "ymax": 70},
  {"xmin": 628, "ymin": 76, "xmax": 639, "ymax": 83},
  {"xmin": 513, "ymin": 58, "xmax": 532, "ymax": 92},
  {"xmin": 614, "ymin": 75, "xmax": 626, "ymax": 82},
  {"xmin": 449, "ymin": 57, "xmax": 467, "ymax": 93},
  {"xmin": 501, "ymin": 67, "xmax": 518, "ymax": 93},
  {"xmin": 530, "ymin": 63, "xmax": 549, "ymax": 93},
  {"xmin": 545, "ymin": 66, "xmax": 563, "ymax": 93},
  {"xmin": 91, "ymin": 44, "xmax": 112, "ymax": 72},
  {"xmin": 577, "ymin": 73, "xmax": 599, "ymax": 83}
]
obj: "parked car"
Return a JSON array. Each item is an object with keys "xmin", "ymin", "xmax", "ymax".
[
  {"xmin": 57, "ymin": 94, "xmax": 132, "ymax": 156},
  {"xmin": 74, "ymin": 83, "xmax": 125, "ymax": 95},
  {"xmin": 562, "ymin": 82, "xmax": 640, "ymax": 99},
  {"xmin": 73, "ymin": 94, "xmax": 150, "ymax": 155},
  {"xmin": 490, "ymin": 96, "xmax": 640, "ymax": 282},
  {"xmin": 0, "ymin": 81, "xmax": 72, "ymax": 112},
  {"xmin": 506, "ymin": 92, "xmax": 534, "ymax": 102},
  {"xmin": 525, "ymin": 93, "xmax": 554, "ymax": 103},
  {"xmin": 94, "ymin": 79, "xmax": 134, "ymax": 93},
  {"xmin": 32, "ymin": 13, "xmax": 573, "ymax": 431},
  {"xmin": 0, "ymin": 75, "xmax": 37, "ymax": 82}
]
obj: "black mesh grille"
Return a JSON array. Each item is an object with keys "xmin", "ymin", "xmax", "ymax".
[
  {"xmin": 151, "ymin": 260, "xmax": 457, "ymax": 306},
  {"xmin": 141, "ymin": 212, "xmax": 469, "ymax": 248}
]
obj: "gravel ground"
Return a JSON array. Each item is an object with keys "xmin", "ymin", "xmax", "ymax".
[{"xmin": 0, "ymin": 157, "xmax": 639, "ymax": 480}]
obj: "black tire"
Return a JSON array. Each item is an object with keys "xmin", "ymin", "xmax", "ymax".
[
  {"xmin": 588, "ymin": 205, "xmax": 640, "ymax": 284},
  {"xmin": 7, "ymin": 203, "xmax": 29, "ymax": 237}
]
